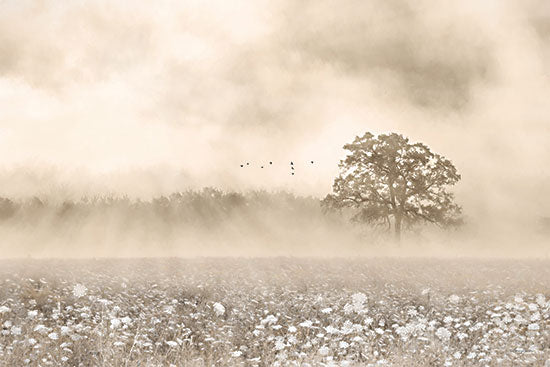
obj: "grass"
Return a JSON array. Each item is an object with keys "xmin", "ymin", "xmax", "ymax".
[{"xmin": 0, "ymin": 257, "xmax": 549, "ymax": 366}]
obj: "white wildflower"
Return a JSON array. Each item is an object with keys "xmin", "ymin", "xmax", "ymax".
[
  {"xmin": 318, "ymin": 345, "xmax": 330, "ymax": 356},
  {"xmin": 48, "ymin": 332, "xmax": 58, "ymax": 340},
  {"xmin": 10, "ymin": 326, "xmax": 22, "ymax": 335},
  {"xmin": 341, "ymin": 320, "xmax": 354, "ymax": 334},
  {"xmin": 231, "ymin": 350, "xmax": 242, "ymax": 357},
  {"xmin": 435, "ymin": 327, "xmax": 451, "ymax": 341},
  {"xmin": 396, "ymin": 326, "xmax": 411, "ymax": 340},
  {"xmin": 321, "ymin": 307, "xmax": 332, "ymax": 314},
  {"xmin": 274, "ymin": 339, "xmax": 286, "ymax": 350},
  {"xmin": 163, "ymin": 305, "xmax": 175, "ymax": 314},
  {"xmin": 34, "ymin": 325, "xmax": 49, "ymax": 334},
  {"xmin": 110, "ymin": 318, "xmax": 121, "ymax": 329},
  {"xmin": 0, "ymin": 306, "xmax": 10, "ymax": 313},
  {"xmin": 352, "ymin": 323, "xmax": 364, "ymax": 333},
  {"xmin": 165, "ymin": 341, "xmax": 178, "ymax": 347},
  {"xmin": 352, "ymin": 292, "xmax": 367, "ymax": 306},
  {"xmin": 72, "ymin": 284, "xmax": 87, "ymax": 298},
  {"xmin": 98, "ymin": 299, "xmax": 112, "ymax": 306},
  {"xmin": 27, "ymin": 310, "xmax": 38, "ymax": 319},
  {"xmin": 299, "ymin": 320, "xmax": 313, "ymax": 328},
  {"xmin": 528, "ymin": 323, "xmax": 540, "ymax": 331},
  {"xmin": 448, "ymin": 295, "xmax": 460, "ymax": 304},
  {"xmin": 262, "ymin": 315, "xmax": 278, "ymax": 325},
  {"xmin": 213, "ymin": 302, "xmax": 225, "ymax": 317}
]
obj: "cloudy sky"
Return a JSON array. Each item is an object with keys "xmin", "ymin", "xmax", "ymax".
[{"xmin": 1, "ymin": 0, "xmax": 550, "ymax": 228}]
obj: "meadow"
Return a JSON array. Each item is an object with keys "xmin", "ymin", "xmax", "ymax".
[{"xmin": 1, "ymin": 258, "xmax": 550, "ymax": 366}]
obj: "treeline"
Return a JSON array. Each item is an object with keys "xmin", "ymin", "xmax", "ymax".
[
  {"xmin": 0, "ymin": 188, "xmax": 376, "ymax": 257},
  {"xmin": 0, "ymin": 187, "xmax": 356, "ymax": 233},
  {"xmin": 0, "ymin": 188, "xmax": 331, "ymax": 225}
]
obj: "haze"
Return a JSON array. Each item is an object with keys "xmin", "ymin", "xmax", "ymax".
[{"xmin": 1, "ymin": 0, "xmax": 550, "ymax": 257}]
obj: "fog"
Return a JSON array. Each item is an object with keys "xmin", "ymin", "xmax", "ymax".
[{"xmin": 1, "ymin": 0, "xmax": 550, "ymax": 258}]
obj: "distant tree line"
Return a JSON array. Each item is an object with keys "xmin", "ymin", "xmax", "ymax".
[{"xmin": 0, "ymin": 188, "xmax": 333, "ymax": 228}]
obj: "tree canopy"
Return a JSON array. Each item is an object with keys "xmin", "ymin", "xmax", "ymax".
[{"xmin": 322, "ymin": 132, "xmax": 462, "ymax": 241}]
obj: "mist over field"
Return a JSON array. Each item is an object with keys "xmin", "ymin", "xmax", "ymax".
[{"xmin": 0, "ymin": 0, "xmax": 549, "ymax": 257}]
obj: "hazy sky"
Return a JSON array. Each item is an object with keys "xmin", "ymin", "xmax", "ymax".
[{"xmin": 1, "ymin": 0, "xmax": 550, "ymax": 227}]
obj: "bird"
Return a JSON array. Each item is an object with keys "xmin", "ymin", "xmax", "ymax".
[
  {"xmin": 240, "ymin": 164, "xmax": 244, "ymax": 167},
  {"xmin": 290, "ymin": 161, "xmax": 294, "ymax": 165},
  {"xmin": 269, "ymin": 162, "xmax": 273, "ymax": 165},
  {"xmin": 291, "ymin": 166, "xmax": 294, "ymax": 170},
  {"xmin": 310, "ymin": 161, "xmax": 314, "ymax": 164},
  {"xmin": 291, "ymin": 172, "xmax": 294, "ymax": 175},
  {"xmin": 261, "ymin": 166, "xmax": 264, "ymax": 168},
  {"xmin": 246, "ymin": 162, "xmax": 250, "ymax": 166}
]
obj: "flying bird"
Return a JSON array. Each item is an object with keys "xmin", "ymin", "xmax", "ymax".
[
  {"xmin": 310, "ymin": 161, "xmax": 314, "ymax": 164},
  {"xmin": 240, "ymin": 164, "xmax": 243, "ymax": 167},
  {"xmin": 290, "ymin": 161, "xmax": 293, "ymax": 165},
  {"xmin": 269, "ymin": 162, "xmax": 273, "ymax": 165}
]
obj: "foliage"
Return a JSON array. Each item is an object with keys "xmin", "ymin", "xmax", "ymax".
[
  {"xmin": 0, "ymin": 189, "xmax": 321, "ymax": 225},
  {"xmin": 323, "ymin": 132, "xmax": 463, "ymax": 239}
]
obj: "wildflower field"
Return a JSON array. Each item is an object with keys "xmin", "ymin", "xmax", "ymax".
[{"xmin": 1, "ymin": 258, "xmax": 550, "ymax": 366}]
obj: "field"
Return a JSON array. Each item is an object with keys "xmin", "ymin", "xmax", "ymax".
[{"xmin": 1, "ymin": 258, "xmax": 550, "ymax": 366}]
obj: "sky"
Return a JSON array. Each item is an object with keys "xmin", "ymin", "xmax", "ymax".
[{"xmin": 1, "ymin": 0, "xmax": 550, "ymax": 236}]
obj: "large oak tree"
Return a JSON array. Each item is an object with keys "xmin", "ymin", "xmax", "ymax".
[{"xmin": 322, "ymin": 132, "xmax": 462, "ymax": 241}]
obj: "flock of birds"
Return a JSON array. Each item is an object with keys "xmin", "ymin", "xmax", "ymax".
[{"xmin": 240, "ymin": 161, "xmax": 315, "ymax": 175}]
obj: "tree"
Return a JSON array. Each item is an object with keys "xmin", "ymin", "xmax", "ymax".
[{"xmin": 322, "ymin": 132, "xmax": 462, "ymax": 242}]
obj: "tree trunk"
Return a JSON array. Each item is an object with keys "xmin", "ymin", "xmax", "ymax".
[{"xmin": 394, "ymin": 213, "xmax": 402, "ymax": 244}]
